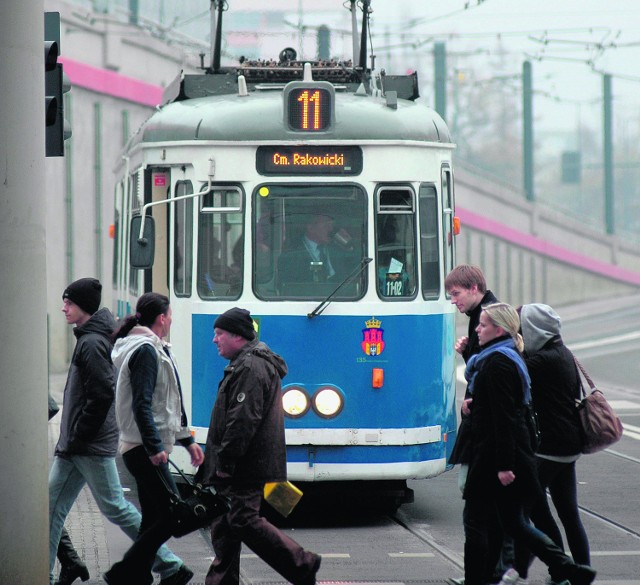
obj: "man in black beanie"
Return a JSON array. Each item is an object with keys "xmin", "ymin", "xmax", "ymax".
[
  {"xmin": 200, "ymin": 307, "xmax": 321, "ymax": 585},
  {"xmin": 212, "ymin": 307, "xmax": 256, "ymax": 342},
  {"xmin": 62, "ymin": 277, "xmax": 102, "ymax": 316},
  {"xmin": 50, "ymin": 279, "xmax": 191, "ymax": 585}
]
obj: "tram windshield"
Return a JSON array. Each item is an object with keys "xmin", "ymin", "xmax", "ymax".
[{"xmin": 253, "ymin": 184, "xmax": 367, "ymax": 300}]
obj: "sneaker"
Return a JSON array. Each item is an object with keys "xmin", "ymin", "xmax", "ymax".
[
  {"xmin": 159, "ymin": 565, "xmax": 194, "ymax": 585},
  {"xmin": 498, "ymin": 568, "xmax": 521, "ymax": 585}
]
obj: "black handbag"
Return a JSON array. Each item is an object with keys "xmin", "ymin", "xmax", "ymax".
[{"xmin": 157, "ymin": 459, "xmax": 230, "ymax": 538}]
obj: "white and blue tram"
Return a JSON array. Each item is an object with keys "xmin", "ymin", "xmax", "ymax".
[{"xmin": 112, "ymin": 1, "xmax": 458, "ymax": 505}]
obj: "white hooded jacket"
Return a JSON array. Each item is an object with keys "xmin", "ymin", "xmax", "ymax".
[{"xmin": 112, "ymin": 326, "xmax": 191, "ymax": 453}]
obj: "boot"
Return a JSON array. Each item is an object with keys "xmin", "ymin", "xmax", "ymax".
[
  {"xmin": 55, "ymin": 561, "xmax": 90, "ymax": 585},
  {"xmin": 55, "ymin": 527, "xmax": 90, "ymax": 585}
]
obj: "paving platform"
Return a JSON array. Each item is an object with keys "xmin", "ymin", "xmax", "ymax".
[{"xmin": 48, "ymin": 373, "xmax": 216, "ymax": 585}]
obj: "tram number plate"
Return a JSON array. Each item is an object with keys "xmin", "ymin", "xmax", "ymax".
[{"xmin": 256, "ymin": 145, "xmax": 363, "ymax": 176}]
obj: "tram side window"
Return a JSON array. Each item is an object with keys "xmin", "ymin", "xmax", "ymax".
[
  {"xmin": 442, "ymin": 168, "xmax": 455, "ymax": 278},
  {"xmin": 197, "ymin": 187, "xmax": 244, "ymax": 300},
  {"xmin": 253, "ymin": 184, "xmax": 367, "ymax": 301},
  {"xmin": 419, "ymin": 184, "xmax": 441, "ymax": 299},
  {"xmin": 173, "ymin": 181, "xmax": 193, "ymax": 298},
  {"xmin": 375, "ymin": 187, "xmax": 417, "ymax": 299}
]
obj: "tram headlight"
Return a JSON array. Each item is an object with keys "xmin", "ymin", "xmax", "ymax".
[
  {"xmin": 312, "ymin": 386, "xmax": 344, "ymax": 418},
  {"xmin": 282, "ymin": 386, "xmax": 310, "ymax": 418}
]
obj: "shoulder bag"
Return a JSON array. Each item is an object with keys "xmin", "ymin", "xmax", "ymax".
[
  {"xmin": 157, "ymin": 459, "xmax": 230, "ymax": 538},
  {"xmin": 573, "ymin": 356, "xmax": 623, "ymax": 454}
]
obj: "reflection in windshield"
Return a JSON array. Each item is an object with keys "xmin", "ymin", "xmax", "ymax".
[{"xmin": 253, "ymin": 184, "xmax": 367, "ymax": 300}]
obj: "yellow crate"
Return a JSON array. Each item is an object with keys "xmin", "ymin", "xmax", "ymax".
[{"xmin": 263, "ymin": 481, "xmax": 303, "ymax": 517}]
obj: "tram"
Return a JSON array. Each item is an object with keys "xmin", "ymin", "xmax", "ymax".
[{"xmin": 112, "ymin": 0, "xmax": 458, "ymax": 506}]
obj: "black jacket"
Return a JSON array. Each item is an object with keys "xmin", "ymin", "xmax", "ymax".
[
  {"xmin": 525, "ymin": 337, "xmax": 583, "ymax": 457},
  {"xmin": 463, "ymin": 340, "xmax": 541, "ymax": 502},
  {"xmin": 55, "ymin": 308, "xmax": 119, "ymax": 457},
  {"xmin": 448, "ymin": 289, "xmax": 498, "ymax": 465},
  {"xmin": 462, "ymin": 290, "xmax": 499, "ymax": 363},
  {"xmin": 200, "ymin": 339, "xmax": 288, "ymax": 487}
]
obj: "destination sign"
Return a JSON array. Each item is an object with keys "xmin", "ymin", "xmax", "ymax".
[{"xmin": 256, "ymin": 146, "xmax": 363, "ymax": 176}]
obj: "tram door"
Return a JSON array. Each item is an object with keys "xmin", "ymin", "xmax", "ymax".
[{"xmin": 144, "ymin": 167, "xmax": 171, "ymax": 297}]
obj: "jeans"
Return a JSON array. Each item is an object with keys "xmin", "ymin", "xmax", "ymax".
[
  {"xmin": 49, "ymin": 454, "xmax": 183, "ymax": 584},
  {"xmin": 105, "ymin": 446, "xmax": 178, "ymax": 585}
]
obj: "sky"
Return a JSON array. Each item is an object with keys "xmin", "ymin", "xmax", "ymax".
[
  {"xmin": 366, "ymin": 0, "xmax": 640, "ymax": 136},
  {"xmin": 130, "ymin": 0, "xmax": 640, "ymax": 139}
]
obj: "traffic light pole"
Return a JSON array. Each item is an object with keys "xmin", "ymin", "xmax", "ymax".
[{"xmin": 0, "ymin": 1, "xmax": 50, "ymax": 582}]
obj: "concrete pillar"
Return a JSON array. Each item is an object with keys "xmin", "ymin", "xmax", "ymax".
[{"xmin": 0, "ymin": 1, "xmax": 49, "ymax": 582}]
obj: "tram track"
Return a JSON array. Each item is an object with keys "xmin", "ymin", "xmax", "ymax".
[
  {"xmin": 386, "ymin": 444, "xmax": 640, "ymax": 577},
  {"xmin": 390, "ymin": 512, "xmax": 464, "ymax": 572},
  {"xmin": 575, "ymin": 447, "xmax": 640, "ymax": 540}
]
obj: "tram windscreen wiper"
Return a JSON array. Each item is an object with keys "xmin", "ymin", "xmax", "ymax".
[{"xmin": 307, "ymin": 257, "xmax": 372, "ymax": 319}]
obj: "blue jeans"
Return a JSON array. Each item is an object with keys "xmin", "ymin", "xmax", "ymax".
[{"xmin": 48, "ymin": 454, "xmax": 183, "ymax": 584}]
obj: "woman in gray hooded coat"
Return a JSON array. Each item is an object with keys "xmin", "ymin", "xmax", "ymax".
[{"xmin": 520, "ymin": 303, "xmax": 591, "ymax": 568}]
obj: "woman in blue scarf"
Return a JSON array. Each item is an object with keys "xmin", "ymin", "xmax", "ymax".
[{"xmin": 461, "ymin": 303, "xmax": 595, "ymax": 585}]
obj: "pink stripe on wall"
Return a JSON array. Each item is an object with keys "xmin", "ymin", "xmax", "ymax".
[
  {"xmin": 60, "ymin": 58, "xmax": 163, "ymax": 107},
  {"xmin": 457, "ymin": 207, "xmax": 640, "ymax": 286}
]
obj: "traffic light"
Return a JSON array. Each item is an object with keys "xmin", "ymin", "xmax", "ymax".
[{"xmin": 45, "ymin": 12, "xmax": 71, "ymax": 157}]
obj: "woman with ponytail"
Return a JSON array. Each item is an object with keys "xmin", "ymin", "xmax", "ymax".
[
  {"xmin": 460, "ymin": 303, "xmax": 596, "ymax": 585},
  {"xmin": 105, "ymin": 293, "xmax": 203, "ymax": 585}
]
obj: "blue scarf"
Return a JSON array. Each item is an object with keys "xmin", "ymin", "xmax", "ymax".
[{"xmin": 465, "ymin": 338, "xmax": 532, "ymax": 404}]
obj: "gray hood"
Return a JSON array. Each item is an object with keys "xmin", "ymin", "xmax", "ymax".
[{"xmin": 520, "ymin": 303, "xmax": 562, "ymax": 353}]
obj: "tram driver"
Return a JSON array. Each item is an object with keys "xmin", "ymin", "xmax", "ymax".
[{"xmin": 277, "ymin": 209, "xmax": 356, "ymax": 295}]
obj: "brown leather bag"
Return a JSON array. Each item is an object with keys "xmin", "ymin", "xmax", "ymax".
[{"xmin": 574, "ymin": 357, "xmax": 624, "ymax": 454}]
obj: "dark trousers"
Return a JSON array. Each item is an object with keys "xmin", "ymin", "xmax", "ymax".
[
  {"xmin": 465, "ymin": 488, "xmax": 575, "ymax": 585},
  {"xmin": 463, "ymin": 497, "xmax": 511, "ymax": 584},
  {"xmin": 106, "ymin": 446, "xmax": 177, "ymax": 585},
  {"xmin": 528, "ymin": 459, "xmax": 591, "ymax": 566},
  {"xmin": 56, "ymin": 527, "xmax": 83, "ymax": 567},
  {"xmin": 205, "ymin": 484, "xmax": 317, "ymax": 585}
]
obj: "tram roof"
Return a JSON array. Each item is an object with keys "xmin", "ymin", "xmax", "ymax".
[{"xmin": 128, "ymin": 89, "xmax": 453, "ymax": 149}]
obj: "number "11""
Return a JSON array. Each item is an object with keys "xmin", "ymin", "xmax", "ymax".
[{"xmin": 298, "ymin": 90, "xmax": 322, "ymax": 130}]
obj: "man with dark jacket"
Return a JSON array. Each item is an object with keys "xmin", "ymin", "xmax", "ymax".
[
  {"xmin": 445, "ymin": 265, "xmax": 499, "ymax": 467},
  {"xmin": 201, "ymin": 307, "xmax": 321, "ymax": 585},
  {"xmin": 48, "ymin": 278, "xmax": 190, "ymax": 585},
  {"xmin": 444, "ymin": 266, "xmax": 508, "ymax": 585}
]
